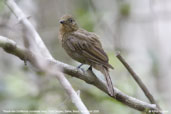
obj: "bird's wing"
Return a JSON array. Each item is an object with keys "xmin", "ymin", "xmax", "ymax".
[{"xmin": 65, "ymin": 30, "xmax": 113, "ymax": 69}]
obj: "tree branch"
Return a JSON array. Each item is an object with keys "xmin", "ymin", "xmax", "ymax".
[
  {"xmin": 4, "ymin": 0, "xmax": 52, "ymax": 59},
  {"xmin": 0, "ymin": 36, "xmax": 27, "ymax": 61},
  {"xmin": 1, "ymin": 0, "xmax": 162, "ymax": 113},
  {"xmin": 0, "ymin": 36, "xmax": 158, "ymax": 113},
  {"xmin": 0, "ymin": 35, "xmax": 90, "ymax": 114},
  {"xmin": 3, "ymin": 0, "xmax": 89, "ymax": 113},
  {"xmin": 116, "ymin": 52, "xmax": 162, "ymax": 113}
]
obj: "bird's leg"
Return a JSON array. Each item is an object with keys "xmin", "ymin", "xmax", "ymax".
[
  {"xmin": 87, "ymin": 65, "xmax": 95, "ymax": 75},
  {"xmin": 88, "ymin": 65, "xmax": 92, "ymax": 71},
  {"xmin": 77, "ymin": 63, "xmax": 84, "ymax": 69},
  {"xmin": 77, "ymin": 63, "xmax": 85, "ymax": 72}
]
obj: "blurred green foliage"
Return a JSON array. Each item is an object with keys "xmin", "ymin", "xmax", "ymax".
[
  {"xmin": 108, "ymin": 51, "xmax": 123, "ymax": 69},
  {"xmin": 74, "ymin": 0, "xmax": 95, "ymax": 31},
  {"xmin": 0, "ymin": 0, "xmax": 4, "ymax": 12},
  {"xmin": 75, "ymin": 8, "xmax": 94, "ymax": 31},
  {"xmin": 119, "ymin": 3, "xmax": 130, "ymax": 17}
]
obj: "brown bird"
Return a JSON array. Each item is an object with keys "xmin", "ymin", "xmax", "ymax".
[{"xmin": 58, "ymin": 15, "xmax": 115, "ymax": 96}]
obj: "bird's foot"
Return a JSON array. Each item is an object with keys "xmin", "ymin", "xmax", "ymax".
[
  {"xmin": 88, "ymin": 65, "xmax": 92, "ymax": 71},
  {"xmin": 77, "ymin": 64, "xmax": 84, "ymax": 72},
  {"xmin": 77, "ymin": 63, "xmax": 84, "ymax": 69},
  {"xmin": 87, "ymin": 65, "xmax": 96, "ymax": 77}
]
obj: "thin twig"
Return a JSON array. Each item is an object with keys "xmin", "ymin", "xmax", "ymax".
[
  {"xmin": 4, "ymin": 0, "xmax": 52, "ymax": 59},
  {"xmin": 116, "ymin": 52, "xmax": 162, "ymax": 113}
]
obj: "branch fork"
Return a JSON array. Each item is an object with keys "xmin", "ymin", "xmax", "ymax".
[{"xmin": 0, "ymin": 0, "xmax": 162, "ymax": 113}]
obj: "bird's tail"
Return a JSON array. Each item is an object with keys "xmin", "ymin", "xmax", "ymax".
[{"xmin": 102, "ymin": 67, "xmax": 115, "ymax": 96}]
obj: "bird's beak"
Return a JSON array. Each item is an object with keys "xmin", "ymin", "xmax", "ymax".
[{"xmin": 59, "ymin": 20, "xmax": 65, "ymax": 24}]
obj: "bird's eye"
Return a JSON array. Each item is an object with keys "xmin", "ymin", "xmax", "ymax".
[{"xmin": 68, "ymin": 18, "xmax": 73, "ymax": 23}]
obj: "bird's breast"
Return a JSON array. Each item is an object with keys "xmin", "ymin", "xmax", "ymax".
[{"xmin": 62, "ymin": 36, "xmax": 87, "ymax": 64}]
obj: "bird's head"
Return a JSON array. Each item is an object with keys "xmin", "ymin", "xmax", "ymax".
[{"xmin": 59, "ymin": 15, "xmax": 78, "ymax": 32}]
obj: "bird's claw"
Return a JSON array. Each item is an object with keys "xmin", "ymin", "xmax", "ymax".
[
  {"xmin": 88, "ymin": 65, "xmax": 92, "ymax": 71},
  {"xmin": 77, "ymin": 64, "xmax": 85, "ymax": 72},
  {"xmin": 77, "ymin": 63, "xmax": 84, "ymax": 69},
  {"xmin": 77, "ymin": 67, "xmax": 85, "ymax": 73}
]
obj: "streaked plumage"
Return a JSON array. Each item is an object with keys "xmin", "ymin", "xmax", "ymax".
[{"xmin": 59, "ymin": 15, "xmax": 114, "ymax": 96}]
